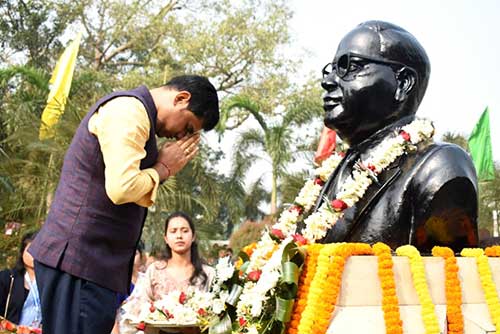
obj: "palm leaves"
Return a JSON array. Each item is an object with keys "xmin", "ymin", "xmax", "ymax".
[{"xmin": 223, "ymin": 88, "xmax": 322, "ymax": 215}]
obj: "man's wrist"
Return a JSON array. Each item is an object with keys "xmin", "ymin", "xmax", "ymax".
[{"xmin": 158, "ymin": 161, "xmax": 171, "ymax": 178}]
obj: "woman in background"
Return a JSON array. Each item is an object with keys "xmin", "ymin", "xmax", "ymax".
[
  {"xmin": 118, "ymin": 211, "xmax": 214, "ymax": 333},
  {"xmin": 0, "ymin": 231, "xmax": 41, "ymax": 328}
]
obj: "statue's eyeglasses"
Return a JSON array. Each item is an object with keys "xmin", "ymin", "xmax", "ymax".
[{"xmin": 322, "ymin": 52, "xmax": 417, "ymax": 80}]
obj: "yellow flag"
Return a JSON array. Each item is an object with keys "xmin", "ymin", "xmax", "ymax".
[{"xmin": 39, "ymin": 32, "xmax": 82, "ymax": 140}]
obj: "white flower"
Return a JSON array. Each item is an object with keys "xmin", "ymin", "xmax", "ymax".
[
  {"xmin": 212, "ymin": 297, "xmax": 226, "ymax": 315},
  {"xmin": 247, "ymin": 233, "xmax": 276, "ymax": 272},
  {"xmin": 295, "ymin": 180, "xmax": 322, "ymax": 211},
  {"xmin": 236, "ymin": 239, "xmax": 293, "ymax": 319},
  {"xmin": 273, "ymin": 208, "xmax": 299, "ymax": 237},
  {"xmin": 302, "ymin": 204, "xmax": 338, "ymax": 242},
  {"xmin": 403, "ymin": 118, "xmax": 434, "ymax": 144},
  {"xmin": 314, "ymin": 153, "xmax": 343, "ymax": 181},
  {"xmin": 302, "ymin": 118, "xmax": 434, "ymax": 243},
  {"xmin": 143, "ymin": 288, "xmax": 213, "ymax": 325},
  {"xmin": 215, "ymin": 256, "xmax": 235, "ymax": 284},
  {"xmin": 247, "ymin": 325, "xmax": 259, "ymax": 334}
]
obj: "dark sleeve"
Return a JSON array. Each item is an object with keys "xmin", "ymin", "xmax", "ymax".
[
  {"xmin": 411, "ymin": 144, "xmax": 479, "ymax": 252},
  {"xmin": 0, "ymin": 269, "xmax": 12, "ymax": 317}
]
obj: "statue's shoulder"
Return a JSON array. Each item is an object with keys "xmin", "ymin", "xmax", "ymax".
[{"xmin": 411, "ymin": 141, "xmax": 477, "ymax": 187}]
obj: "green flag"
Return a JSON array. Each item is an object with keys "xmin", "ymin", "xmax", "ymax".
[{"xmin": 468, "ymin": 107, "xmax": 495, "ymax": 181}]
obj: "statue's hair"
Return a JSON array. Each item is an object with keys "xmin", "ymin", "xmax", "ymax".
[{"xmin": 358, "ymin": 21, "xmax": 431, "ymax": 112}]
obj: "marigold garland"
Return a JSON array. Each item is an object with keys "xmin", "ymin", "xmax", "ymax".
[
  {"xmin": 461, "ymin": 248, "xmax": 500, "ymax": 332},
  {"xmin": 287, "ymin": 244, "xmax": 323, "ymax": 334},
  {"xmin": 432, "ymin": 246, "xmax": 464, "ymax": 334},
  {"xmin": 372, "ymin": 242, "xmax": 403, "ymax": 334},
  {"xmin": 297, "ymin": 243, "xmax": 373, "ymax": 334},
  {"xmin": 485, "ymin": 245, "xmax": 500, "ymax": 257},
  {"xmin": 396, "ymin": 245, "xmax": 440, "ymax": 334}
]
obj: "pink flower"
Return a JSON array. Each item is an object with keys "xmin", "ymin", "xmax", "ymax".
[
  {"xmin": 162, "ymin": 308, "xmax": 174, "ymax": 319},
  {"xmin": 331, "ymin": 199, "xmax": 348, "ymax": 212},
  {"xmin": 271, "ymin": 228, "xmax": 285, "ymax": 240},
  {"xmin": 400, "ymin": 130, "xmax": 411, "ymax": 142},
  {"xmin": 367, "ymin": 163, "xmax": 378, "ymax": 173},
  {"xmin": 289, "ymin": 205, "xmax": 304, "ymax": 215},
  {"xmin": 197, "ymin": 308, "xmax": 207, "ymax": 316},
  {"xmin": 314, "ymin": 178, "xmax": 324, "ymax": 186},
  {"xmin": 292, "ymin": 233, "xmax": 307, "ymax": 246},
  {"xmin": 247, "ymin": 270, "xmax": 262, "ymax": 282},
  {"xmin": 179, "ymin": 291, "xmax": 187, "ymax": 304},
  {"xmin": 239, "ymin": 317, "xmax": 247, "ymax": 327}
]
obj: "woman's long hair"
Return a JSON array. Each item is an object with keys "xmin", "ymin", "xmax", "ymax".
[
  {"xmin": 163, "ymin": 212, "xmax": 208, "ymax": 287},
  {"xmin": 14, "ymin": 230, "xmax": 38, "ymax": 274}
]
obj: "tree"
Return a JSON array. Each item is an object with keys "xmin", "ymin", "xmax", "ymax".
[
  {"xmin": 221, "ymin": 77, "xmax": 323, "ymax": 215},
  {"xmin": 0, "ymin": 0, "xmax": 307, "ymax": 259},
  {"xmin": 477, "ymin": 166, "xmax": 500, "ymax": 234},
  {"xmin": 0, "ymin": 0, "xmax": 77, "ymax": 69},
  {"xmin": 441, "ymin": 131, "xmax": 469, "ymax": 151}
]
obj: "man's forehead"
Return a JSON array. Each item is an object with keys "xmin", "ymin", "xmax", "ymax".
[{"xmin": 334, "ymin": 27, "xmax": 385, "ymax": 60}]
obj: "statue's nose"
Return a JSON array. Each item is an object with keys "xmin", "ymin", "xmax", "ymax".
[{"xmin": 321, "ymin": 75, "xmax": 338, "ymax": 92}]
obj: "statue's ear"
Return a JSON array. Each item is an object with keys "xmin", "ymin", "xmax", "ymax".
[{"xmin": 394, "ymin": 67, "xmax": 416, "ymax": 102}]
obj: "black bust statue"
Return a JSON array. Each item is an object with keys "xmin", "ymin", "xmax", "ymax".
[{"xmin": 315, "ymin": 20, "xmax": 478, "ymax": 252}]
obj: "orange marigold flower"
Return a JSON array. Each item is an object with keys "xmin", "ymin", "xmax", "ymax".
[
  {"xmin": 485, "ymin": 245, "xmax": 500, "ymax": 257},
  {"xmin": 433, "ymin": 246, "xmax": 463, "ymax": 334},
  {"xmin": 373, "ymin": 242, "xmax": 402, "ymax": 334}
]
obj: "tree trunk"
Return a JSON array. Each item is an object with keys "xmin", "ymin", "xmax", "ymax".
[{"xmin": 270, "ymin": 172, "xmax": 277, "ymax": 215}]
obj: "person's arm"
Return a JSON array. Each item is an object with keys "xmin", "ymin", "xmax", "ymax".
[
  {"xmin": 88, "ymin": 97, "xmax": 160, "ymax": 207},
  {"xmin": 119, "ymin": 267, "xmax": 153, "ymax": 322},
  {"xmin": 0, "ymin": 270, "xmax": 9, "ymax": 316}
]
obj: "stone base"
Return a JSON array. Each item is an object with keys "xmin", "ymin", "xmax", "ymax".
[{"xmin": 326, "ymin": 256, "xmax": 500, "ymax": 333}]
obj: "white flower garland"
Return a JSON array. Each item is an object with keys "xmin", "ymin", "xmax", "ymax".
[
  {"xmin": 236, "ymin": 118, "xmax": 434, "ymax": 324},
  {"xmin": 272, "ymin": 152, "xmax": 344, "ymax": 236},
  {"xmin": 236, "ymin": 238, "xmax": 293, "ymax": 321},
  {"xmin": 303, "ymin": 118, "xmax": 434, "ymax": 242}
]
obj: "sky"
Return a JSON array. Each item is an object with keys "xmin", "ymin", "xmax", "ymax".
[
  {"xmin": 207, "ymin": 0, "xmax": 500, "ymax": 207},
  {"xmin": 288, "ymin": 0, "xmax": 500, "ymax": 159}
]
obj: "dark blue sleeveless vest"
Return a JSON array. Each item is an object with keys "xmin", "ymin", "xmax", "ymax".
[{"xmin": 30, "ymin": 86, "xmax": 158, "ymax": 294}]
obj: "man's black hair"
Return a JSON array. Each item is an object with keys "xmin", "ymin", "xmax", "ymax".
[{"xmin": 165, "ymin": 75, "xmax": 220, "ymax": 131}]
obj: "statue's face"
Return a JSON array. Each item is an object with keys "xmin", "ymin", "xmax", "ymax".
[{"xmin": 321, "ymin": 28, "xmax": 405, "ymax": 145}]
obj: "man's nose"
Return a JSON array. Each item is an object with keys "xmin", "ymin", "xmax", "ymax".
[{"xmin": 321, "ymin": 74, "xmax": 339, "ymax": 92}]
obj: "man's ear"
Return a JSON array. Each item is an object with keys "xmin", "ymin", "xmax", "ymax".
[
  {"xmin": 394, "ymin": 67, "xmax": 416, "ymax": 102},
  {"xmin": 173, "ymin": 91, "xmax": 191, "ymax": 107}
]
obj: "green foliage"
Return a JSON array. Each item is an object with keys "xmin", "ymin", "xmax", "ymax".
[
  {"xmin": 0, "ymin": 0, "xmax": 320, "ymax": 263},
  {"xmin": 478, "ymin": 167, "xmax": 500, "ymax": 234},
  {"xmin": 0, "ymin": 231, "xmax": 21, "ymax": 269},
  {"xmin": 280, "ymin": 171, "xmax": 310, "ymax": 207},
  {"xmin": 441, "ymin": 131, "xmax": 469, "ymax": 151},
  {"xmin": 0, "ymin": 0, "xmax": 77, "ymax": 69},
  {"xmin": 221, "ymin": 78, "xmax": 323, "ymax": 215}
]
